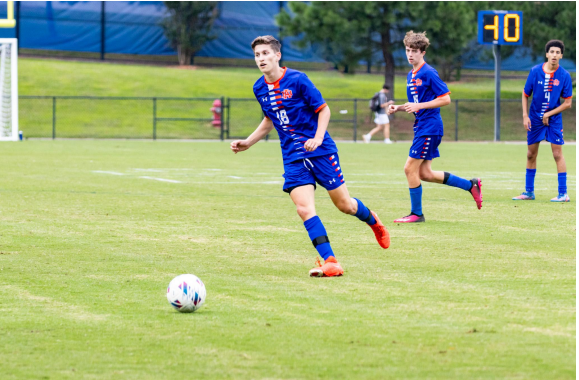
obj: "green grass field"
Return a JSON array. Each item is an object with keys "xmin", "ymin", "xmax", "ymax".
[
  {"xmin": 20, "ymin": 58, "xmax": 534, "ymax": 99},
  {"xmin": 18, "ymin": 58, "xmax": 576, "ymax": 141},
  {"xmin": 0, "ymin": 140, "xmax": 575, "ymax": 379}
]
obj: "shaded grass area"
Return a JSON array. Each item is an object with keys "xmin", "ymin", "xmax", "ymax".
[{"xmin": 0, "ymin": 141, "xmax": 575, "ymax": 379}]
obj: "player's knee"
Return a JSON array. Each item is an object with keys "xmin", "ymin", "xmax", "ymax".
[
  {"xmin": 403, "ymin": 165, "xmax": 413, "ymax": 176},
  {"xmin": 527, "ymin": 150, "xmax": 537, "ymax": 161},
  {"xmin": 553, "ymin": 150, "xmax": 563, "ymax": 162},
  {"xmin": 296, "ymin": 205, "xmax": 314, "ymax": 220},
  {"xmin": 336, "ymin": 200, "xmax": 355, "ymax": 215},
  {"xmin": 419, "ymin": 170, "xmax": 433, "ymax": 181}
]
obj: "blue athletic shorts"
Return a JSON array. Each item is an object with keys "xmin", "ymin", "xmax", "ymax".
[
  {"xmin": 409, "ymin": 135, "xmax": 442, "ymax": 160},
  {"xmin": 527, "ymin": 125, "xmax": 564, "ymax": 145},
  {"xmin": 282, "ymin": 153, "xmax": 345, "ymax": 193}
]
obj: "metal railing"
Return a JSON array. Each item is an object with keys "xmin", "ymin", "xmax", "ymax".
[{"xmin": 20, "ymin": 96, "xmax": 576, "ymax": 142}]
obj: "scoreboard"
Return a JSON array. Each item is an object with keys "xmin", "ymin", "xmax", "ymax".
[{"xmin": 478, "ymin": 11, "xmax": 523, "ymax": 45}]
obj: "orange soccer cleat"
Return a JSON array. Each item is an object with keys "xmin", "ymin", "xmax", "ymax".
[
  {"xmin": 368, "ymin": 211, "xmax": 390, "ymax": 249},
  {"xmin": 309, "ymin": 256, "xmax": 344, "ymax": 277}
]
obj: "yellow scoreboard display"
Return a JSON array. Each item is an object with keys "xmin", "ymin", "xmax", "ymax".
[{"xmin": 478, "ymin": 10, "xmax": 523, "ymax": 46}]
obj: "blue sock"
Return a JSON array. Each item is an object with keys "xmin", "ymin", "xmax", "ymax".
[
  {"xmin": 353, "ymin": 198, "xmax": 376, "ymax": 225},
  {"xmin": 443, "ymin": 172, "xmax": 472, "ymax": 191},
  {"xmin": 526, "ymin": 168, "xmax": 536, "ymax": 193},
  {"xmin": 409, "ymin": 185, "xmax": 423, "ymax": 216},
  {"xmin": 303, "ymin": 216, "xmax": 334, "ymax": 260},
  {"xmin": 558, "ymin": 172, "xmax": 567, "ymax": 194}
]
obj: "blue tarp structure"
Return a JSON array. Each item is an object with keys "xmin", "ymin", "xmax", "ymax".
[{"xmin": 0, "ymin": 1, "xmax": 574, "ymax": 71}]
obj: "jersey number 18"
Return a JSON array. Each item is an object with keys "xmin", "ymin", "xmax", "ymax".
[{"xmin": 276, "ymin": 110, "xmax": 290, "ymax": 125}]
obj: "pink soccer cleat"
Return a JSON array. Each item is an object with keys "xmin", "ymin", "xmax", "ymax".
[
  {"xmin": 512, "ymin": 191, "xmax": 535, "ymax": 200},
  {"xmin": 393, "ymin": 214, "xmax": 425, "ymax": 223},
  {"xmin": 469, "ymin": 178, "xmax": 483, "ymax": 209}
]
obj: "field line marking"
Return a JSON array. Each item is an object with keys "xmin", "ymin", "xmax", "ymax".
[
  {"xmin": 93, "ymin": 171, "xmax": 125, "ymax": 176},
  {"xmin": 228, "ymin": 176, "xmax": 243, "ymax": 179},
  {"xmin": 139, "ymin": 176, "xmax": 182, "ymax": 183}
]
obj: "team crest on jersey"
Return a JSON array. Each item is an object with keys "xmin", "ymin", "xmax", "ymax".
[
  {"xmin": 415, "ymin": 78, "xmax": 422, "ymax": 86},
  {"xmin": 282, "ymin": 89, "xmax": 293, "ymax": 99},
  {"xmin": 554, "ymin": 79, "xmax": 560, "ymax": 86}
]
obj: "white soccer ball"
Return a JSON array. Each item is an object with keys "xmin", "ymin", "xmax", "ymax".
[{"xmin": 166, "ymin": 274, "xmax": 206, "ymax": 313}]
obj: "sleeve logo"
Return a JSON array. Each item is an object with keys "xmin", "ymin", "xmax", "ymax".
[{"xmin": 282, "ymin": 89, "xmax": 293, "ymax": 99}]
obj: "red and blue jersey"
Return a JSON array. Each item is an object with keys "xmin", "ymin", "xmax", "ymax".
[
  {"xmin": 253, "ymin": 67, "xmax": 337, "ymax": 164},
  {"xmin": 524, "ymin": 63, "xmax": 573, "ymax": 128},
  {"xmin": 406, "ymin": 62, "xmax": 451, "ymax": 137}
]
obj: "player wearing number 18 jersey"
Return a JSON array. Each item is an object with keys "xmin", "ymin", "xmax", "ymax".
[
  {"xmin": 230, "ymin": 36, "xmax": 390, "ymax": 277},
  {"xmin": 513, "ymin": 39, "xmax": 573, "ymax": 202},
  {"xmin": 387, "ymin": 31, "xmax": 482, "ymax": 223}
]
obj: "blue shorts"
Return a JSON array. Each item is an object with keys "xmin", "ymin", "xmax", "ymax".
[
  {"xmin": 283, "ymin": 153, "xmax": 344, "ymax": 193},
  {"xmin": 409, "ymin": 135, "xmax": 442, "ymax": 160},
  {"xmin": 527, "ymin": 125, "xmax": 564, "ymax": 145}
]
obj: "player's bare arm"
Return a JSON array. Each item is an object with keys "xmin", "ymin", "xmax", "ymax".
[
  {"xmin": 387, "ymin": 104, "xmax": 405, "ymax": 115},
  {"xmin": 542, "ymin": 97, "xmax": 572, "ymax": 126},
  {"xmin": 304, "ymin": 106, "xmax": 330, "ymax": 152},
  {"xmin": 403, "ymin": 95, "xmax": 451, "ymax": 114},
  {"xmin": 522, "ymin": 92, "xmax": 531, "ymax": 131},
  {"xmin": 230, "ymin": 117, "xmax": 274, "ymax": 153}
]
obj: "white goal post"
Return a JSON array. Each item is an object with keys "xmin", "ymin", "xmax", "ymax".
[{"xmin": 0, "ymin": 38, "xmax": 17, "ymax": 141}]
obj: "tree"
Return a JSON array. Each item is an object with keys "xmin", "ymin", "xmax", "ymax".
[
  {"xmin": 492, "ymin": 2, "xmax": 575, "ymax": 62},
  {"xmin": 161, "ymin": 2, "xmax": 219, "ymax": 66},
  {"xmin": 416, "ymin": 2, "xmax": 478, "ymax": 81},
  {"xmin": 277, "ymin": 2, "xmax": 420, "ymax": 93},
  {"xmin": 276, "ymin": 2, "xmax": 370, "ymax": 75}
]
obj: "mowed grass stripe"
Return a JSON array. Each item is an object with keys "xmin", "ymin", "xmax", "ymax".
[{"xmin": 0, "ymin": 141, "xmax": 574, "ymax": 379}]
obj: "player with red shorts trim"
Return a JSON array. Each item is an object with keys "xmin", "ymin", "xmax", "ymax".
[{"xmin": 388, "ymin": 31, "xmax": 482, "ymax": 223}]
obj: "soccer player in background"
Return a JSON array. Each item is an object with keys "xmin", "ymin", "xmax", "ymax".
[
  {"xmin": 513, "ymin": 40, "xmax": 573, "ymax": 202},
  {"xmin": 387, "ymin": 31, "xmax": 482, "ymax": 223},
  {"xmin": 230, "ymin": 36, "xmax": 390, "ymax": 277}
]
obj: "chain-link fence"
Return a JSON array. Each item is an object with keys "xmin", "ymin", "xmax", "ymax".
[{"xmin": 20, "ymin": 96, "xmax": 576, "ymax": 141}]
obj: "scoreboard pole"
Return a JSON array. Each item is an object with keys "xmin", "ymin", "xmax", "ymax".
[
  {"xmin": 478, "ymin": 10, "xmax": 523, "ymax": 143},
  {"xmin": 493, "ymin": 45, "xmax": 501, "ymax": 142}
]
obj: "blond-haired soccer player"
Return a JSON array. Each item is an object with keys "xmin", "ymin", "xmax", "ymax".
[
  {"xmin": 231, "ymin": 36, "xmax": 390, "ymax": 277},
  {"xmin": 388, "ymin": 31, "xmax": 482, "ymax": 223}
]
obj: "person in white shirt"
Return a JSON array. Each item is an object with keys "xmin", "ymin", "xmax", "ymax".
[{"xmin": 363, "ymin": 84, "xmax": 395, "ymax": 144}]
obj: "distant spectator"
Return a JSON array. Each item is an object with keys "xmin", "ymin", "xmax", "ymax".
[{"xmin": 363, "ymin": 84, "xmax": 394, "ymax": 144}]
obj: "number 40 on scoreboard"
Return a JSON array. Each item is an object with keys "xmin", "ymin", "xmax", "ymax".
[{"xmin": 478, "ymin": 10, "xmax": 523, "ymax": 45}]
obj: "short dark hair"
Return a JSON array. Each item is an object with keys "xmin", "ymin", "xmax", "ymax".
[
  {"xmin": 545, "ymin": 40, "xmax": 565, "ymax": 55},
  {"xmin": 251, "ymin": 35, "xmax": 281, "ymax": 53},
  {"xmin": 382, "ymin": 84, "xmax": 390, "ymax": 90}
]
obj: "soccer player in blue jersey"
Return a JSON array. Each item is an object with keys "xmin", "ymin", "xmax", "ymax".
[
  {"xmin": 387, "ymin": 31, "xmax": 482, "ymax": 223},
  {"xmin": 513, "ymin": 40, "xmax": 573, "ymax": 202},
  {"xmin": 230, "ymin": 35, "xmax": 390, "ymax": 277}
]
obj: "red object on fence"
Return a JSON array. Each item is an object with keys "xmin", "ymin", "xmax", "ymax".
[{"xmin": 210, "ymin": 99, "xmax": 222, "ymax": 128}]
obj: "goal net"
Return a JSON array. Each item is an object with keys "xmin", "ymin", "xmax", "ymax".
[{"xmin": 0, "ymin": 39, "xmax": 17, "ymax": 141}]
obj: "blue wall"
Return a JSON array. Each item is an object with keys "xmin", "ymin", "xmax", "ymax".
[{"xmin": 0, "ymin": 1, "xmax": 574, "ymax": 71}]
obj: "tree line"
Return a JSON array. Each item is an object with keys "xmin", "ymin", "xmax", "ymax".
[{"xmin": 162, "ymin": 1, "xmax": 575, "ymax": 93}]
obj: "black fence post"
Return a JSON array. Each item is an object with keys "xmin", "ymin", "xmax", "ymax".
[
  {"xmin": 15, "ymin": 1, "xmax": 20, "ymax": 54},
  {"xmin": 152, "ymin": 97, "xmax": 157, "ymax": 140},
  {"xmin": 353, "ymin": 98, "xmax": 358, "ymax": 142},
  {"xmin": 455, "ymin": 99, "xmax": 459, "ymax": 141},
  {"xmin": 52, "ymin": 96, "xmax": 56, "ymax": 139},
  {"xmin": 226, "ymin": 97, "xmax": 231, "ymax": 139},
  {"xmin": 220, "ymin": 96, "xmax": 224, "ymax": 141},
  {"xmin": 100, "ymin": 1, "xmax": 105, "ymax": 60}
]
